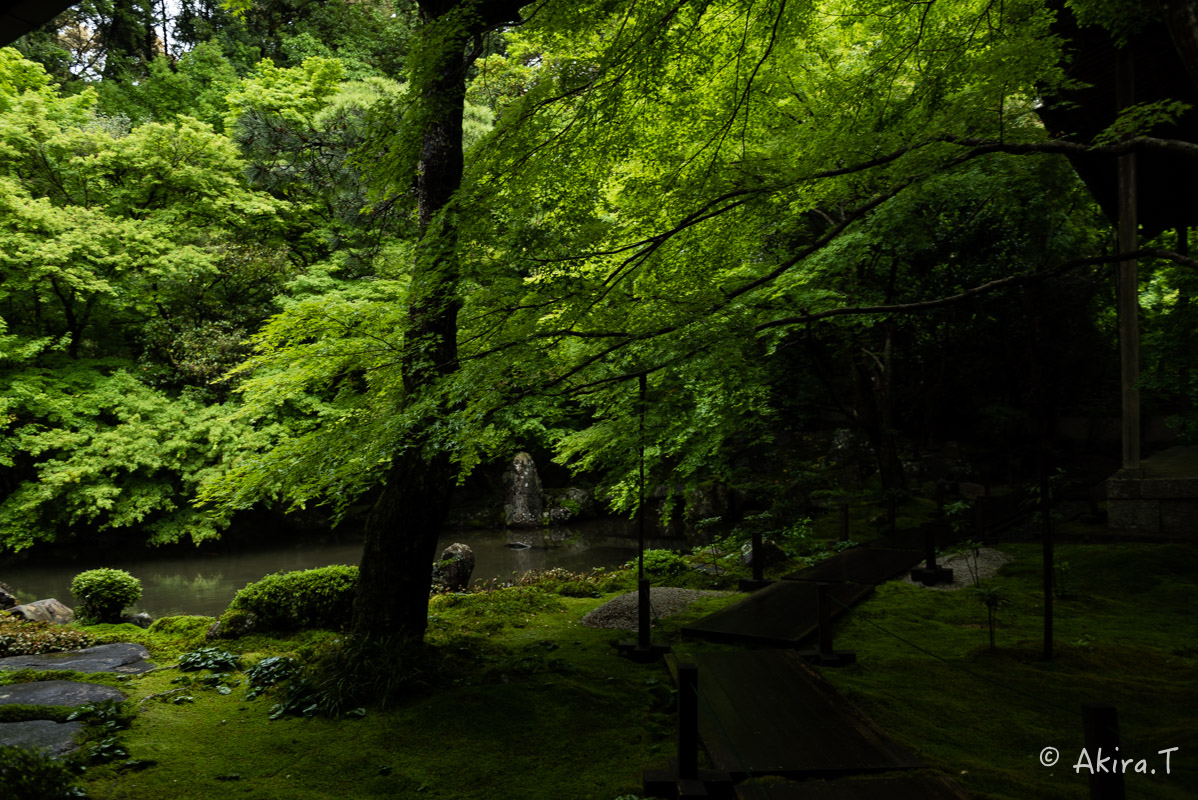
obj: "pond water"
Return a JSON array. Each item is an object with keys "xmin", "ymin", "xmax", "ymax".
[{"xmin": 0, "ymin": 519, "xmax": 687, "ymax": 619}]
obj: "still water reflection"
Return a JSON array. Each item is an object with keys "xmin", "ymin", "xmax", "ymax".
[{"xmin": 1, "ymin": 520, "xmax": 685, "ymax": 619}]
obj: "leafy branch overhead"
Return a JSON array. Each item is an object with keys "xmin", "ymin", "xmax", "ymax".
[{"xmin": 3, "ymin": 0, "xmax": 1198, "ymax": 643}]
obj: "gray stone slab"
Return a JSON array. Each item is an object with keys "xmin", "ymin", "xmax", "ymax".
[
  {"xmin": 0, "ymin": 720, "xmax": 83, "ymax": 758},
  {"xmin": 1108, "ymin": 498, "xmax": 1161, "ymax": 533},
  {"xmin": 1140, "ymin": 478, "xmax": 1198, "ymax": 499},
  {"xmin": 1106, "ymin": 479, "xmax": 1141, "ymax": 500},
  {"xmin": 0, "ymin": 680, "xmax": 125, "ymax": 707},
  {"xmin": 0, "ymin": 642, "xmax": 154, "ymax": 674},
  {"xmin": 4, "ymin": 598, "xmax": 74, "ymax": 624}
]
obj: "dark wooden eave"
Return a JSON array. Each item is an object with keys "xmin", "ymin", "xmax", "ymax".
[
  {"xmin": 0, "ymin": 1, "xmax": 77, "ymax": 47},
  {"xmin": 1039, "ymin": 1, "xmax": 1198, "ymax": 238}
]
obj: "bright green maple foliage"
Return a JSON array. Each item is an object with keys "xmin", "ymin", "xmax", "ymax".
[
  {"xmin": 199, "ymin": 0, "xmax": 1099, "ymax": 528},
  {"xmin": 4, "ymin": 0, "xmax": 1177, "ymax": 556},
  {"xmin": 445, "ymin": 0, "xmax": 1084, "ymax": 509},
  {"xmin": 0, "ymin": 49, "xmax": 287, "ymax": 551}
]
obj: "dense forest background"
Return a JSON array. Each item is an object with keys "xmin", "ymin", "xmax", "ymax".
[{"xmin": 2, "ymin": 0, "xmax": 1196, "ymax": 630}]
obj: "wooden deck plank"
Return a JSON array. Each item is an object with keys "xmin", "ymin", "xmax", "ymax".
[
  {"xmin": 783, "ymin": 547, "xmax": 922, "ymax": 585},
  {"xmin": 733, "ymin": 774, "xmax": 970, "ymax": 799},
  {"xmin": 868, "ymin": 523, "xmax": 954, "ymax": 552},
  {"xmin": 683, "ymin": 650, "xmax": 919, "ymax": 778},
  {"xmin": 681, "ymin": 582, "xmax": 873, "ymax": 646}
]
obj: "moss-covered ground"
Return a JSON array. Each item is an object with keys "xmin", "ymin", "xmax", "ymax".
[
  {"xmin": 5, "ymin": 533, "xmax": 1194, "ymax": 800},
  {"xmin": 21, "ymin": 591, "xmax": 742, "ymax": 800},
  {"xmin": 818, "ymin": 537, "xmax": 1198, "ymax": 800}
]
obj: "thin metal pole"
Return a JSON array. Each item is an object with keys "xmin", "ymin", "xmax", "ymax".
[
  {"xmin": 638, "ymin": 373, "xmax": 647, "ymax": 581},
  {"xmin": 637, "ymin": 373, "xmax": 649, "ymax": 649},
  {"xmin": 1117, "ymin": 46, "xmax": 1141, "ymax": 471}
]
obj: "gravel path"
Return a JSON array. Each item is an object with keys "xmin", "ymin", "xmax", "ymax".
[
  {"xmin": 581, "ymin": 587, "xmax": 734, "ymax": 629},
  {"xmin": 901, "ymin": 546, "xmax": 1012, "ymax": 591}
]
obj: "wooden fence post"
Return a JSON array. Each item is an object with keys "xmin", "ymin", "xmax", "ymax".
[
  {"xmin": 1083, "ymin": 703, "xmax": 1125, "ymax": 800},
  {"xmin": 678, "ymin": 664, "xmax": 699, "ymax": 780}
]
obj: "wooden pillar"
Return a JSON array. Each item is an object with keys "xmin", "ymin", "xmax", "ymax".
[
  {"xmin": 817, "ymin": 583, "xmax": 834, "ymax": 657},
  {"xmin": 677, "ymin": 664, "xmax": 699, "ymax": 780},
  {"xmin": 1117, "ymin": 46, "xmax": 1141, "ymax": 472},
  {"xmin": 1041, "ymin": 453, "xmax": 1054, "ymax": 660},
  {"xmin": 1083, "ymin": 703, "xmax": 1125, "ymax": 800},
  {"xmin": 751, "ymin": 528, "xmax": 764, "ymax": 583}
]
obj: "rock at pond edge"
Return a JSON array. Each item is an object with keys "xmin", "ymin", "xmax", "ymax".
[{"xmin": 4, "ymin": 598, "xmax": 74, "ymax": 625}]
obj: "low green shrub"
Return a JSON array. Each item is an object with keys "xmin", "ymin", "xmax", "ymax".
[
  {"xmin": 625, "ymin": 549, "xmax": 688, "ymax": 581},
  {"xmin": 229, "ymin": 565, "xmax": 358, "ymax": 631},
  {"xmin": 0, "ymin": 617, "xmax": 96, "ymax": 657},
  {"xmin": 69, "ymin": 568, "xmax": 142, "ymax": 624},
  {"xmin": 245, "ymin": 655, "xmax": 301, "ymax": 699},
  {"xmin": 513, "ymin": 567, "xmax": 604, "ymax": 597},
  {"xmin": 178, "ymin": 646, "xmax": 241, "ymax": 672},
  {"xmin": 0, "ymin": 745, "xmax": 86, "ymax": 799}
]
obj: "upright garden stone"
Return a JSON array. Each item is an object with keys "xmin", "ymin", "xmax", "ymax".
[
  {"xmin": 544, "ymin": 486, "xmax": 595, "ymax": 524},
  {"xmin": 503, "ymin": 452, "xmax": 544, "ymax": 527},
  {"xmin": 0, "ymin": 581, "xmax": 16, "ymax": 610},
  {"xmin": 431, "ymin": 543, "xmax": 475, "ymax": 591},
  {"xmin": 120, "ymin": 612, "xmax": 154, "ymax": 629},
  {"xmin": 740, "ymin": 539, "xmax": 788, "ymax": 570}
]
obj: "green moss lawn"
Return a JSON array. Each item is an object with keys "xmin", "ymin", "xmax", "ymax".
[
  {"xmin": 4, "ymin": 536, "xmax": 1194, "ymax": 800},
  {"xmin": 820, "ymin": 538, "xmax": 1198, "ymax": 800}
]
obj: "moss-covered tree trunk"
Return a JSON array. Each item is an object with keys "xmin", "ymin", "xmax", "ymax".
[{"xmin": 351, "ymin": 0, "xmax": 519, "ymax": 640}]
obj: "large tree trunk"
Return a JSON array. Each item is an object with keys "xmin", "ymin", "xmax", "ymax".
[{"xmin": 350, "ymin": 0, "xmax": 520, "ymax": 640}]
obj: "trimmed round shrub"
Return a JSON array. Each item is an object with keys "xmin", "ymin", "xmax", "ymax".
[
  {"xmin": 229, "ymin": 565, "xmax": 358, "ymax": 631},
  {"xmin": 69, "ymin": 568, "xmax": 142, "ymax": 624}
]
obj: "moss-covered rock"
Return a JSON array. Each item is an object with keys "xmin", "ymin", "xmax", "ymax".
[{"xmin": 207, "ymin": 609, "xmax": 259, "ymax": 640}]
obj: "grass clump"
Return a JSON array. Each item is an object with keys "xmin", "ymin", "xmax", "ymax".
[{"xmin": 509, "ymin": 567, "xmax": 611, "ymax": 597}]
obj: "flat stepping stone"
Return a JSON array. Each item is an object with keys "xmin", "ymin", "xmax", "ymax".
[
  {"xmin": 0, "ymin": 680, "xmax": 125, "ymax": 707},
  {"xmin": 0, "ymin": 720, "xmax": 83, "ymax": 758},
  {"xmin": 0, "ymin": 642, "xmax": 154, "ymax": 674}
]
